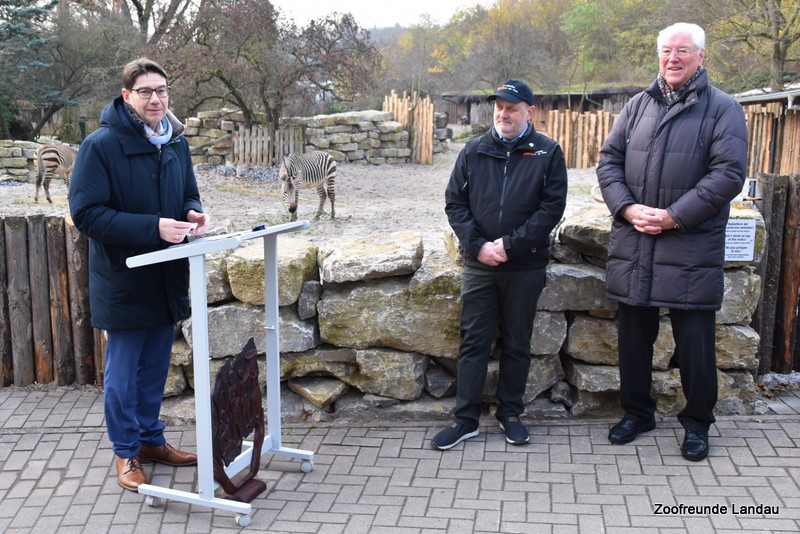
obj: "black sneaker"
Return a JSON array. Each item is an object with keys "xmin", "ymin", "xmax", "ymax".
[
  {"xmin": 431, "ymin": 422, "xmax": 479, "ymax": 450},
  {"xmin": 497, "ymin": 415, "xmax": 529, "ymax": 445}
]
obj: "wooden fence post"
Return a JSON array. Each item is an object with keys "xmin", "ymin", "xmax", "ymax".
[
  {"xmin": 754, "ymin": 174, "xmax": 788, "ymax": 375},
  {"xmin": 0, "ymin": 218, "xmax": 11, "ymax": 387},
  {"xmin": 28, "ymin": 214, "xmax": 54, "ymax": 384},
  {"xmin": 46, "ymin": 216, "xmax": 75, "ymax": 385},
  {"xmin": 5, "ymin": 216, "xmax": 34, "ymax": 386},
  {"xmin": 774, "ymin": 175, "xmax": 800, "ymax": 372},
  {"xmin": 65, "ymin": 217, "xmax": 95, "ymax": 385}
]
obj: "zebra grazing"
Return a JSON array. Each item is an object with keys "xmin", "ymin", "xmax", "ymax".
[
  {"xmin": 35, "ymin": 144, "xmax": 78, "ymax": 203},
  {"xmin": 278, "ymin": 151, "xmax": 336, "ymax": 221}
]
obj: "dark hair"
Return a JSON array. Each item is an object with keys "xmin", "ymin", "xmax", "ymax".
[{"xmin": 122, "ymin": 58, "xmax": 169, "ymax": 90}]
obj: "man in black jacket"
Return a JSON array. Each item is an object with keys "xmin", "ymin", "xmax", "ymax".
[{"xmin": 432, "ymin": 80, "xmax": 568, "ymax": 450}]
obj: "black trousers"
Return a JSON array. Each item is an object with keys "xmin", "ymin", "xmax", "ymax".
[
  {"xmin": 454, "ymin": 266, "xmax": 546, "ymax": 429},
  {"xmin": 617, "ymin": 303, "xmax": 717, "ymax": 432}
]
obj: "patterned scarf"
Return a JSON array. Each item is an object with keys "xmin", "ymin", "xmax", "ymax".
[
  {"xmin": 657, "ymin": 67, "xmax": 704, "ymax": 106},
  {"xmin": 123, "ymin": 102, "xmax": 174, "ymax": 146}
]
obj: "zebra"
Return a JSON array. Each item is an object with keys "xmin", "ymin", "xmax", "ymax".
[
  {"xmin": 278, "ymin": 150, "xmax": 336, "ymax": 221},
  {"xmin": 35, "ymin": 144, "xmax": 78, "ymax": 204}
]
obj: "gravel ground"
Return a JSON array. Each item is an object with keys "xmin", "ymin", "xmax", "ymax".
[{"xmin": 0, "ymin": 140, "xmax": 601, "ymax": 252}]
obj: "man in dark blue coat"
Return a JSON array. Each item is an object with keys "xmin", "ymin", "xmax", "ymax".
[
  {"xmin": 597, "ymin": 23, "xmax": 748, "ymax": 461},
  {"xmin": 70, "ymin": 58, "xmax": 210, "ymax": 491},
  {"xmin": 433, "ymin": 80, "xmax": 568, "ymax": 450}
]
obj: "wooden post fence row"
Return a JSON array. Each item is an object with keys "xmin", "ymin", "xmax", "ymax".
[
  {"xmin": 1, "ymin": 216, "xmax": 102, "ymax": 388},
  {"xmin": 383, "ymin": 90, "xmax": 434, "ymax": 164},
  {"xmin": 232, "ymin": 123, "xmax": 305, "ymax": 166}
]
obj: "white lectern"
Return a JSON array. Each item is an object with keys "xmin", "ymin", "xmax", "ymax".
[{"xmin": 126, "ymin": 221, "xmax": 315, "ymax": 527}]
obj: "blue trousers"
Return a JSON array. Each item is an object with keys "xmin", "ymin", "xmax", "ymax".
[
  {"xmin": 104, "ymin": 325, "xmax": 174, "ymax": 458},
  {"xmin": 454, "ymin": 266, "xmax": 546, "ymax": 429}
]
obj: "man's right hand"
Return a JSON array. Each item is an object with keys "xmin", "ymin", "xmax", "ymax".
[{"xmin": 477, "ymin": 241, "xmax": 507, "ymax": 266}]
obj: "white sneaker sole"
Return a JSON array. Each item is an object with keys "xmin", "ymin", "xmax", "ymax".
[
  {"xmin": 432, "ymin": 429, "xmax": 479, "ymax": 450},
  {"xmin": 499, "ymin": 422, "xmax": 529, "ymax": 445}
]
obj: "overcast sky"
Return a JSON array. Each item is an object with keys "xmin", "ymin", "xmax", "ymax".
[{"xmin": 269, "ymin": 0, "xmax": 495, "ymax": 29}]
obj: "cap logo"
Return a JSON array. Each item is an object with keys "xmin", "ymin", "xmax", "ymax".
[{"xmin": 498, "ymin": 84, "xmax": 519, "ymax": 93}]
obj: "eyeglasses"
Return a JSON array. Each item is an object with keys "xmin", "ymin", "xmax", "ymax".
[
  {"xmin": 129, "ymin": 86, "xmax": 169, "ymax": 99},
  {"xmin": 659, "ymin": 47, "xmax": 697, "ymax": 58}
]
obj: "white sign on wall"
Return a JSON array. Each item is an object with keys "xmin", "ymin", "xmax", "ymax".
[{"xmin": 725, "ymin": 219, "xmax": 756, "ymax": 261}]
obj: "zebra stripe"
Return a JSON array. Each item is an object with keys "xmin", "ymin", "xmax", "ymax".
[
  {"xmin": 278, "ymin": 150, "xmax": 336, "ymax": 221},
  {"xmin": 35, "ymin": 144, "xmax": 78, "ymax": 204}
]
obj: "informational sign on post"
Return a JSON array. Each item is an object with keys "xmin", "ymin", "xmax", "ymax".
[{"xmin": 725, "ymin": 219, "xmax": 756, "ymax": 261}]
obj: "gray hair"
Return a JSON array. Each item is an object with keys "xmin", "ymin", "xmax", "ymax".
[{"xmin": 657, "ymin": 23, "xmax": 705, "ymax": 51}]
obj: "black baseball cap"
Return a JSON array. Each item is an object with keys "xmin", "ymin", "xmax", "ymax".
[{"xmin": 487, "ymin": 80, "xmax": 535, "ymax": 105}]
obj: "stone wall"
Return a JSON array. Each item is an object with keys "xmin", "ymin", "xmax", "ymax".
[
  {"xmin": 161, "ymin": 203, "xmax": 768, "ymax": 424},
  {"xmin": 183, "ymin": 109, "xmax": 451, "ymax": 166},
  {"xmin": 0, "ymin": 140, "xmax": 39, "ymax": 181}
]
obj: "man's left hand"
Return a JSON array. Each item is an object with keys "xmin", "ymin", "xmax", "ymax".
[{"xmin": 187, "ymin": 210, "xmax": 210, "ymax": 235}]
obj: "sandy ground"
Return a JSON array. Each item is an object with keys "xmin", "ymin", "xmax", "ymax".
[{"xmin": 0, "ymin": 140, "xmax": 600, "ymax": 252}]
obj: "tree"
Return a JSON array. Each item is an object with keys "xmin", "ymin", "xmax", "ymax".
[
  {"xmin": 703, "ymin": 0, "xmax": 800, "ymax": 92},
  {"xmin": 164, "ymin": 0, "xmax": 380, "ymax": 127},
  {"xmin": 0, "ymin": 0, "xmax": 58, "ymax": 138},
  {"xmin": 22, "ymin": 0, "xmax": 142, "ymax": 139}
]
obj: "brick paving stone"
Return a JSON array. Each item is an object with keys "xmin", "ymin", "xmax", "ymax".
[{"xmin": 1, "ymin": 388, "xmax": 800, "ymax": 532}]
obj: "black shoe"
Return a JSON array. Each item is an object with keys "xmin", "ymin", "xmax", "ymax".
[
  {"xmin": 682, "ymin": 430, "xmax": 709, "ymax": 461},
  {"xmin": 497, "ymin": 415, "xmax": 529, "ymax": 445},
  {"xmin": 431, "ymin": 422, "xmax": 479, "ymax": 450},
  {"xmin": 608, "ymin": 416, "xmax": 656, "ymax": 444}
]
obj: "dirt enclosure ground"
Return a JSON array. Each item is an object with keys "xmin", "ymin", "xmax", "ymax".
[{"xmin": 1, "ymin": 140, "xmax": 599, "ymax": 252}]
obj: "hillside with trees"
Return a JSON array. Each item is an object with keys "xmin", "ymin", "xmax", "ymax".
[{"xmin": 1, "ymin": 0, "xmax": 798, "ymax": 140}]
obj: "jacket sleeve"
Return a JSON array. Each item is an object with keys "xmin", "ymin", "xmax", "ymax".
[
  {"xmin": 179, "ymin": 138, "xmax": 204, "ymax": 218},
  {"xmin": 444, "ymin": 146, "xmax": 487, "ymax": 259},
  {"xmin": 665, "ymin": 95, "xmax": 748, "ymax": 230},
  {"xmin": 69, "ymin": 135, "xmax": 161, "ymax": 247},
  {"xmin": 503, "ymin": 143, "xmax": 568, "ymax": 257},
  {"xmin": 597, "ymin": 94, "xmax": 641, "ymax": 220}
]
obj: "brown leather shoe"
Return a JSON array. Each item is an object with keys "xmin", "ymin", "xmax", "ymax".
[
  {"xmin": 138, "ymin": 442, "xmax": 198, "ymax": 466},
  {"xmin": 116, "ymin": 455, "xmax": 147, "ymax": 492}
]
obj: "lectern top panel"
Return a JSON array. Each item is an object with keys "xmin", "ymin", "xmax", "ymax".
[{"xmin": 126, "ymin": 220, "xmax": 310, "ymax": 268}]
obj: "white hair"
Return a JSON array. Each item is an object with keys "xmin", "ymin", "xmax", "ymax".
[{"xmin": 657, "ymin": 23, "xmax": 705, "ymax": 51}]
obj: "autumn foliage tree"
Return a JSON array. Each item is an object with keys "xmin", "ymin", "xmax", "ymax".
[{"xmin": 164, "ymin": 0, "xmax": 381, "ymax": 128}]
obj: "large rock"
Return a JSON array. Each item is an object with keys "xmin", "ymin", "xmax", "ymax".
[
  {"xmin": 716, "ymin": 324, "xmax": 759, "ymax": 369},
  {"xmin": 718, "ymin": 268, "xmax": 761, "ymax": 325},
  {"xmin": 557, "ymin": 205, "xmax": 611, "ymax": 261},
  {"xmin": 530, "ymin": 312, "xmax": 567, "ymax": 355},
  {"xmin": 204, "ymin": 250, "xmax": 234, "ymax": 304},
  {"xmin": 539, "ymin": 263, "xmax": 616, "ymax": 313},
  {"xmin": 318, "ymin": 258, "xmax": 461, "ymax": 358},
  {"xmin": 226, "ymin": 238, "xmax": 318, "ymax": 306},
  {"xmin": 563, "ymin": 359, "xmax": 619, "ymax": 392},
  {"xmin": 287, "ymin": 376, "xmax": 349, "ymax": 408},
  {"xmin": 483, "ymin": 353, "xmax": 564, "ymax": 403},
  {"xmin": 566, "ymin": 314, "xmax": 673, "ymax": 369},
  {"xmin": 350, "ymin": 348, "xmax": 429, "ymax": 400},
  {"xmin": 182, "ymin": 303, "xmax": 320, "ymax": 358},
  {"xmin": 318, "ymin": 231, "xmax": 423, "ymax": 283}
]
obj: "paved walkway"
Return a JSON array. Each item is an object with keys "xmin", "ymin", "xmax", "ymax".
[{"xmin": 1, "ymin": 385, "xmax": 799, "ymax": 534}]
